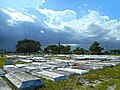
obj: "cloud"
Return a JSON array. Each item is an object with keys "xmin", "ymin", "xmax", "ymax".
[
  {"xmin": 0, "ymin": 9, "xmax": 73, "ymax": 50},
  {"xmin": 62, "ymin": 44, "xmax": 79, "ymax": 47},
  {"xmin": 0, "ymin": 0, "xmax": 120, "ymax": 50},
  {"xmin": 37, "ymin": 8, "xmax": 77, "ymax": 31},
  {"xmin": 1, "ymin": 8, "xmax": 35, "ymax": 26},
  {"xmin": 37, "ymin": 8, "xmax": 120, "ymax": 41},
  {"xmin": 84, "ymin": 4, "xmax": 88, "ymax": 7},
  {"xmin": 40, "ymin": 30, "xmax": 45, "ymax": 34}
]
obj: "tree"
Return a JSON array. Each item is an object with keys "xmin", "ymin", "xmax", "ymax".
[
  {"xmin": 0, "ymin": 49, "xmax": 6, "ymax": 54},
  {"xmin": 15, "ymin": 39, "xmax": 41, "ymax": 54},
  {"xmin": 44, "ymin": 44, "xmax": 71, "ymax": 54},
  {"xmin": 44, "ymin": 45, "xmax": 59, "ymax": 54},
  {"xmin": 72, "ymin": 47, "xmax": 85, "ymax": 54},
  {"xmin": 110, "ymin": 49, "xmax": 120, "ymax": 54},
  {"xmin": 89, "ymin": 41, "xmax": 104, "ymax": 55},
  {"xmin": 59, "ymin": 45, "xmax": 71, "ymax": 54}
]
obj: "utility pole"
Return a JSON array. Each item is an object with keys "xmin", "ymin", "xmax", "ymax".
[
  {"xmin": 105, "ymin": 41, "xmax": 109, "ymax": 54},
  {"xmin": 105, "ymin": 42, "xmax": 108, "ymax": 51},
  {"xmin": 58, "ymin": 42, "xmax": 61, "ymax": 54}
]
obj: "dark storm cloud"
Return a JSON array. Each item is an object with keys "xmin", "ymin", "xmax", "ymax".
[
  {"xmin": 0, "ymin": 7, "xmax": 120, "ymax": 50},
  {"xmin": 0, "ymin": 10, "xmax": 72, "ymax": 50}
]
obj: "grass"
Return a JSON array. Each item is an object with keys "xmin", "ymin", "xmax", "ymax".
[
  {"xmin": 0, "ymin": 58, "xmax": 8, "ymax": 68},
  {"xmin": 83, "ymin": 64, "xmax": 120, "ymax": 90},
  {"xmin": 0, "ymin": 57, "xmax": 14, "ymax": 90},
  {"xmin": 1, "ymin": 56, "xmax": 120, "ymax": 90},
  {"xmin": 83, "ymin": 65, "xmax": 120, "ymax": 80},
  {"xmin": 0, "ymin": 54, "xmax": 4, "ymax": 57},
  {"xmin": 35, "ymin": 64, "xmax": 120, "ymax": 90},
  {"xmin": 13, "ymin": 61, "xmax": 28, "ymax": 65},
  {"xmin": 107, "ymin": 54, "xmax": 120, "ymax": 56},
  {"xmin": 38, "ymin": 76, "xmax": 84, "ymax": 90},
  {"xmin": 2, "ymin": 77, "xmax": 14, "ymax": 90}
]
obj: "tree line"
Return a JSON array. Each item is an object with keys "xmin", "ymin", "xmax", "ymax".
[{"xmin": 14, "ymin": 39, "xmax": 108, "ymax": 55}]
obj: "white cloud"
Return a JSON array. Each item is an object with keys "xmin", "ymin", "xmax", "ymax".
[
  {"xmin": 62, "ymin": 44, "xmax": 79, "ymax": 47},
  {"xmin": 37, "ymin": 8, "xmax": 120, "ymax": 41},
  {"xmin": 1, "ymin": 8, "xmax": 35, "ymax": 25},
  {"xmin": 40, "ymin": 30, "xmax": 45, "ymax": 34},
  {"xmin": 37, "ymin": 8, "xmax": 77, "ymax": 30},
  {"xmin": 7, "ymin": 19, "xmax": 15, "ymax": 26},
  {"xmin": 84, "ymin": 4, "xmax": 88, "ymax": 7},
  {"xmin": 7, "ymin": 7, "xmax": 16, "ymax": 12},
  {"xmin": 39, "ymin": 0, "xmax": 45, "ymax": 4},
  {"xmin": 31, "ymin": 14, "xmax": 37, "ymax": 19}
]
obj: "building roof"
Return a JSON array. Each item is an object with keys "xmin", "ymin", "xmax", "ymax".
[
  {"xmin": 52, "ymin": 70, "xmax": 75, "ymax": 76},
  {"xmin": 38, "ymin": 71, "xmax": 64, "ymax": 78},
  {"xmin": 32, "ymin": 71, "xmax": 67, "ymax": 81},
  {"xmin": 57, "ymin": 68, "xmax": 88, "ymax": 74},
  {"xmin": 6, "ymin": 71, "xmax": 42, "ymax": 88},
  {"xmin": 9, "ymin": 71, "xmax": 39, "ymax": 82},
  {"xmin": 15, "ymin": 64, "xmax": 28, "ymax": 68},
  {"xmin": 20, "ymin": 59, "xmax": 32, "ymax": 62},
  {"xmin": 34, "ymin": 71, "xmax": 65, "ymax": 78},
  {"xmin": 3, "ymin": 65, "xmax": 16, "ymax": 68}
]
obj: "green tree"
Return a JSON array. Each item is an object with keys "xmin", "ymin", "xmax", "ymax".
[
  {"xmin": 15, "ymin": 39, "xmax": 41, "ymax": 54},
  {"xmin": 110, "ymin": 49, "xmax": 120, "ymax": 54},
  {"xmin": 44, "ymin": 45, "xmax": 71, "ymax": 54},
  {"xmin": 59, "ymin": 45, "xmax": 71, "ymax": 54},
  {"xmin": 72, "ymin": 47, "xmax": 85, "ymax": 54},
  {"xmin": 44, "ymin": 45, "xmax": 59, "ymax": 54},
  {"xmin": 89, "ymin": 41, "xmax": 104, "ymax": 55}
]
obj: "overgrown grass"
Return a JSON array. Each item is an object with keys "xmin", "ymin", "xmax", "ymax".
[
  {"xmin": 0, "ymin": 58, "xmax": 8, "ymax": 68},
  {"xmin": 83, "ymin": 64, "xmax": 120, "ymax": 90},
  {"xmin": 107, "ymin": 54, "xmax": 120, "ymax": 56},
  {"xmin": 13, "ymin": 61, "xmax": 28, "ymax": 65},
  {"xmin": 36, "ymin": 64, "xmax": 120, "ymax": 90},
  {"xmin": 0, "ymin": 54, "xmax": 2, "ymax": 56},
  {"xmin": 0, "ymin": 58, "xmax": 13, "ymax": 90},
  {"xmin": 1, "ymin": 56, "xmax": 120, "ymax": 90},
  {"xmin": 38, "ymin": 76, "xmax": 84, "ymax": 90},
  {"xmin": 83, "ymin": 65, "xmax": 120, "ymax": 81},
  {"xmin": 2, "ymin": 77, "xmax": 14, "ymax": 90}
]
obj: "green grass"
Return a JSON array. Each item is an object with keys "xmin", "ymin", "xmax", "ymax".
[
  {"xmin": 0, "ymin": 54, "xmax": 4, "ymax": 57},
  {"xmin": 1, "ymin": 56, "xmax": 120, "ymax": 90},
  {"xmin": 0, "ymin": 58, "xmax": 14, "ymax": 90},
  {"xmin": 35, "ymin": 64, "xmax": 120, "ymax": 90},
  {"xmin": 83, "ymin": 64, "xmax": 120, "ymax": 90},
  {"xmin": 83, "ymin": 65, "xmax": 120, "ymax": 80},
  {"xmin": 13, "ymin": 61, "xmax": 28, "ymax": 65},
  {"xmin": 38, "ymin": 76, "xmax": 85, "ymax": 90},
  {"xmin": 0, "ymin": 58, "xmax": 8, "ymax": 68},
  {"xmin": 107, "ymin": 54, "xmax": 120, "ymax": 56},
  {"xmin": 2, "ymin": 77, "xmax": 14, "ymax": 90}
]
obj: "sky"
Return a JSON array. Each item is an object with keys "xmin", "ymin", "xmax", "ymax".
[{"xmin": 0, "ymin": 0, "xmax": 120, "ymax": 50}]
